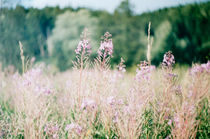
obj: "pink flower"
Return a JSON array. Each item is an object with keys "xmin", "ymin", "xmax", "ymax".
[
  {"xmin": 65, "ymin": 124, "xmax": 75, "ymax": 131},
  {"xmin": 168, "ymin": 119, "xmax": 172, "ymax": 125},
  {"xmin": 107, "ymin": 96, "xmax": 124, "ymax": 106},
  {"xmin": 81, "ymin": 98, "xmax": 96, "ymax": 110},
  {"xmin": 44, "ymin": 124, "xmax": 59, "ymax": 136},
  {"xmin": 75, "ymin": 39, "xmax": 91, "ymax": 54},
  {"xmin": 98, "ymin": 32, "xmax": 113, "ymax": 57},
  {"xmin": 136, "ymin": 61, "xmax": 155, "ymax": 82},
  {"xmin": 190, "ymin": 61, "xmax": 210, "ymax": 75},
  {"xmin": 117, "ymin": 58, "xmax": 126, "ymax": 73},
  {"xmin": 65, "ymin": 123, "xmax": 82, "ymax": 134},
  {"xmin": 162, "ymin": 51, "xmax": 175, "ymax": 67},
  {"xmin": 107, "ymin": 96, "xmax": 115, "ymax": 106},
  {"xmin": 202, "ymin": 61, "xmax": 210, "ymax": 72},
  {"xmin": 53, "ymin": 134, "xmax": 58, "ymax": 138},
  {"xmin": 75, "ymin": 41, "xmax": 82, "ymax": 54},
  {"xmin": 75, "ymin": 28, "xmax": 91, "ymax": 55},
  {"xmin": 174, "ymin": 114, "xmax": 182, "ymax": 128}
]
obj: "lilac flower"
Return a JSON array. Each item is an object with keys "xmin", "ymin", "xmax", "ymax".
[
  {"xmin": 123, "ymin": 105, "xmax": 132, "ymax": 114},
  {"xmin": 99, "ymin": 39, "xmax": 113, "ymax": 56},
  {"xmin": 162, "ymin": 51, "xmax": 175, "ymax": 68},
  {"xmin": 22, "ymin": 68, "xmax": 43, "ymax": 86},
  {"xmin": 81, "ymin": 98, "xmax": 97, "ymax": 110},
  {"xmin": 44, "ymin": 88, "xmax": 52, "ymax": 95},
  {"xmin": 117, "ymin": 99, "xmax": 124, "ymax": 105},
  {"xmin": 75, "ymin": 42, "xmax": 82, "ymax": 54},
  {"xmin": 52, "ymin": 134, "xmax": 58, "ymax": 138},
  {"xmin": 190, "ymin": 65, "xmax": 204, "ymax": 75},
  {"xmin": 98, "ymin": 32, "xmax": 113, "ymax": 57},
  {"xmin": 107, "ymin": 96, "xmax": 115, "ymax": 106},
  {"xmin": 174, "ymin": 114, "xmax": 181, "ymax": 128},
  {"xmin": 75, "ymin": 28, "xmax": 91, "ymax": 55},
  {"xmin": 65, "ymin": 123, "xmax": 75, "ymax": 131},
  {"xmin": 107, "ymin": 96, "xmax": 124, "ymax": 106},
  {"xmin": 183, "ymin": 102, "xmax": 195, "ymax": 115},
  {"xmin": 168, "ymin": 119, "xmax": 172, "ymax": 126},
  {"xmin": 34, "ymin": 85, "xmax": 53, "ymax": 95},
  {"xmin": 65, "ymin": 123, "xmax": 82, "ymax": 134},
  {"xmin": 201, "ymin": 61, "xmax": 210, "ymax": 72},
  {"xmin": 75, "ymin": 39, "xmax": 91, "ymax": 54},
  {"xmin": 44, "ymin": 124, "xmax": 59, "ymax": 137},
  {"xmin": 117, "ymin": 58, "xmax": 126, "ymax": 73},
  {"xmin": 136, "ymin": 61, "xmax": 155, "ymax": 82},
  {"xmin": 174, "ymin": 85, "xmax": 182, "ymax": 95},
  {"xmin": 190, "ymin": 61, "xmax": 210, "ymax": 75}
]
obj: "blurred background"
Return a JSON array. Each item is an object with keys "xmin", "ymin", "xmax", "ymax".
[{"xmin": 0, "ymin": 0, "xmax": 209, "ymax": 71}]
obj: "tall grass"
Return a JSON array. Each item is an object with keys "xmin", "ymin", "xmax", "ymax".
[{"xmin": 0, "ymin": 28, "xmax": 209, "ymax": 139}]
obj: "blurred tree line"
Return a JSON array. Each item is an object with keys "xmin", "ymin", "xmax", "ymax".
[{"xmin": 0, "ymin": 0, "xmax": 209, "ymax": 71}]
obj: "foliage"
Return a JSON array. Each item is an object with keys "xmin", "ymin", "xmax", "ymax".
[
  {"xmin": 0, "ymin": 1, "xmax": 210, "ymax": 71},
  {"xmin": 47, "ymin": 9, "xmax": 99, "ymax": 71}
]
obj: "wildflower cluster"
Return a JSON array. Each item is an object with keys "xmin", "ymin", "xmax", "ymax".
[
  {"xmin": 106, "ymin": 96, "xmax": 123, "ymax": 106},
  {"xmin": 0, "ymin": 27, "xmax": 209, "ymax": 139},
  {"xmin": 98, "ymin": 32, "xmax": 113, "ymax": 57},
  {"xmin": 13, "ymin": 66, "xmax": 53, "ymax": 95},
  {"xmin": 75, "ymin": 28, "xmax": 91, "ymax": 55},
  {"xmin": 104, "ymin": 96, "xmax": 124, "ymax": 123},
  {"xmin": 190, "ymin": 61, "xmax": 210, "ymax": 75},
  {"xmin": 162, "ymin": 51, "xmax": 175, "ymax": 68},
  {"xmin": 44, "ymin": 123, "xmax": 59, "ymax": 138},
  {"xmin": 81, "ymin": 98, "xmax": 97, "ymax": 110},
  {"xmin": 75, "ymin": 40, "xmax": 91, "ymax": 54},
  {"xmin": 65, "ymin": 123, "xmax": 82, "ymax": 135},
  {"xmin": 136, "ymin": 61, "xmax": 155, "ymax": 82},
  {"xmin": 111, "ymin": 58, "xmax": 126, "ymax": 83},
  {"xmin": 117, "ymin": 58, "xmax": 126, "ymax": 73},
  {"xmin": 161, "ymin": 51, "xmax": 178, "ymax": 81}
]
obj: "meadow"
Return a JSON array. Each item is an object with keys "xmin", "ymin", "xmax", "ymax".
[{"xmin": 0, "ymin": 30, "xmax": 209, "ymax": 139}]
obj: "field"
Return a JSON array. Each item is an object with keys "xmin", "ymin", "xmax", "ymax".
[{"xmin": 0, "ymin": 31, "xmax": 209, "ymax": 139}]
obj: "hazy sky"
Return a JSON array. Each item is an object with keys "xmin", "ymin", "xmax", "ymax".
[{"xmin": 23, "ymin": 0, "xmax": 208, "ymax": 14}]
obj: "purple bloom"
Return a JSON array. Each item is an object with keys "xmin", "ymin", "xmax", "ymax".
[
  {"xmin": 201, "ymin": 61, "xmax": 210, "ymax": 72},
  {"xmin": 162, "ymin": 51, "xmax": 175, "ymax": 68},
  {"xmin": 136, "ymin": 61, "xmax": 155, "ymax": 82},
  {"xmin": 44, "ymin": 124, "xmax": 59, "ymax": 137},
  {"xmin": 52, "ymin": 134, "xmax": 58, "ymax": 138},
  {"xmin": 174, "ymin": 114, "xmax": 182, "ymax": 128},
  {"xmin": 98, "ymin": 32, "xmax": 113, "ymax": 57},
  {"xmin": 99, "ymin": 39, "xmax": 113, "ymax": 56},
  {"xmin": 168, "ymin": 119, "xmax": 172, "ymax": 125},
  {"xmin": 75, "ymin": 39, "xmax": 91, "ymax": 54},
  {"xmin": 22, "ymin": 68, "xmax": 43, "ymax": 87},
  {"xmin": 44, "ymin": 89, "xmax": 52, "ymax": 95},
  {"xmin": 117, "ymin": 58, "xmax": 126, "ymax": 73},
  {"xmin": 107, "ymin": 96, "xmax": 115, "ymax": 106},
  {"xmin": 65, "ymin": 124, "xmax": 75, "ymax": 131},
  {"xmin": 75, "ymin": 28, "xmax": 91, "ymax": 55},
  {"xmin": 81, "ymin": 98, "xmax": 96, "ymax": 110},
  {"xmin": 65, "ymin": 123, "xmax": 82, "ymax": 134},
  {"xmin": 190, "ymin": 61, "xmax": 210, "ymax": 75},
  {"xmin": 107, "ymin": 96, "xmax": 124, "ymax": 106}
]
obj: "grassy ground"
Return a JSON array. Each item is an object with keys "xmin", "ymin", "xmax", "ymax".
[{"xmin": 0, "ymin": 60, "xmax": 209, "ymax": 138}]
